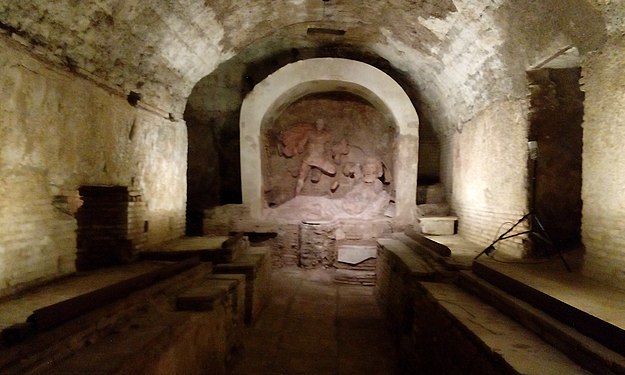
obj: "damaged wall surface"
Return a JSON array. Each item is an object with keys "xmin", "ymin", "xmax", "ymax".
[{"xmin": 0, "ymin": 37, "xmax": 186, "ymax": 295}]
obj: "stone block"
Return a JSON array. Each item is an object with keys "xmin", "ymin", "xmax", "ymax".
[
  {"xmin": 337, "ymin": 244, "xmax": 377, "ymax": 265},
  {"xmin": 208, "ymin": 273, "xmax": 246, "ymax": 352},
  {"xmin": 416, "ymin": 203, "xmax": 450, "ymax": 217},
  {"xmin": 299, "ymin": 220, "xmax": 336, "ymax": 268},
  {"xmin": 338, "ymin": 219, "xmax": 392, "ymax": 240},
  {"xmin": 418, "ymin": 216, "xmax": 457, "ymax": 235},
  {"xmin": 213, "ymin": 247, "xmax": 271, "ymax": 324}
]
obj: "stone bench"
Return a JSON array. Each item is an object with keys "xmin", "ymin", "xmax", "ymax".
[
  {"xmin": 412, "ymin": 282, "xmax": 589, "ymax": 374},
  {"xmin": 41, "ymin": 307, "xmax": 228, "ymax": 375},
  {"xmin": 140, "ymin": 234, "xmax": 248, "ymax": 264},
  {"xmin": 176, "ymin": 275, "xmax": 246, "ymax": 356},
  {"xmin": 0, "ymin": 262, "xmax": 234, "ymax": 374},
  {"xmin": 375, "ymin": 238, "xmax": 439, "ymax": 339},
  {"xmin": 213, "ymin": 247, "xmax": 271, "ymax": 324},
  {"xmin": 376, "ymin": 237, "xmax": 592, "ymax": 374}
]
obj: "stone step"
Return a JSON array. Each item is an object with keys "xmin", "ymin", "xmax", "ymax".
[
  {"xmin": 457, "ymin": 270, "xmax": 625, "ymax": 375},
  {"xmin": 1, "ymin": 258, "xmax": 202, "ymax": 344},
  {"xmin": 334, "ymin": 269, "xmax": 376, "ymax": 286},
  {"xmin": 419, "ymin": 282, "xmax": 590, "ymax": 374},
  {"xmin": 473, "ymin": 259, "xmax": 625, "ymax": 360},
  {"xmin": 39, "ymin": 309, "xmax": 228, "ymax": 375},
  {"xmin": 177, "ymin": 275, "xmax": 245, "ymax": 358}
]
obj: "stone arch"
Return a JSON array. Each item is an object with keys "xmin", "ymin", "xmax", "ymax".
[{"xmin": 240, "ymin": 58, "xmax": 420, "ymax": 224}]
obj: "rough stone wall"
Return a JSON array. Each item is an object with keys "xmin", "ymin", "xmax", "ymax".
[
  {"xmin": 0, "ymin": 0, "xmax": 230, "ymax": 115},
  {"xmin": 451, "ymin": 100, "xmax": 529, "ymax": 257},
  {"xmin": 581, "ymin": 34, "xmax": 625, "ymax": 288},
  {"xmin": 0, "ymin": 37, "xmax": 186, "ymax": 295}
]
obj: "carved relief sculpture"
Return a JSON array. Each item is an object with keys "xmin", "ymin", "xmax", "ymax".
[{"xmin": 272, "ymin": 119, "xmax": 394, "ymax": 220}]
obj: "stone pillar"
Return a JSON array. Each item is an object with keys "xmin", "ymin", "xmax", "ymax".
[{"xmin": 298, "ymin": 220, "xmax": 336, "ymax": 268}]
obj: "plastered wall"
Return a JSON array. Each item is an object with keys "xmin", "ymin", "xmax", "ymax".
[
  {"xmin": 449, "ymin": 100, "xmax": 529, "ymax": 257},
  {"xmin": 581, "ymin": 35, "xmax": 625, "ymax": 287},
  {"xmin": 0, "ymin": 37, "xmax": 187, "ymax": 295}
]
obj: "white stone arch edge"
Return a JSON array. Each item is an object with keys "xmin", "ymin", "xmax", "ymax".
[{"xmin": 240, "ymin": 57, "xmax": 420, "ymax": 224}]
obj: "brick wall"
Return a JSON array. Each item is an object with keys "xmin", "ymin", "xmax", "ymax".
[
  {"xmin": 445, "ymin": 100, "xmax": 530, "ymax": 257},
  {"xmin": 580, "ymin": 35, "xmax": 625, "ymax": 288},
  {"xmin": 0, "ymin": 37, "xmax": 187, "ymax": 295},
  {"xmin": 0, "ymin": 170, "xmax": 77, "ymax": 297}
]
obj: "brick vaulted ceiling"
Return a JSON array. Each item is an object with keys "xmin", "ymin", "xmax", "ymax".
[{"xmin": 0, "ymin": 0, "xmax": 617, "ymax": 136}]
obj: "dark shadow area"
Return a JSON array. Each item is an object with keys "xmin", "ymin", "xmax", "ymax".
[{"xmin": 527, "ymin": 67, "xmax": 584, "ymax": 253}]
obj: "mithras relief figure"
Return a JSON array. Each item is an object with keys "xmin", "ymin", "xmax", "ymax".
[
  {"xmin": 278, "ymin": 119, "xmax": 337, "ymax": 195},
  {"xmin": 274, "ymin": 120, "xmax": 393, "ymax": 219}
]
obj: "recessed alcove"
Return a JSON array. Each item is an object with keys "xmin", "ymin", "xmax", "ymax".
[
  {"xmin": 240, "ymin": 58, "xmax": 420, "ymax": 225},
  {"xmin": 261, "ymin": 91, "xmax": 396, "ymax": 209}
]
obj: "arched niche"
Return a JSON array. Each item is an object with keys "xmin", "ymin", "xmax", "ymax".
[
  {"xmin": 240, "ymin": 58, "xmax": 419, "ymax": 224},
  {"xmin": 262, "ymin": 91, "xmax": 396, "ymax": 207}
]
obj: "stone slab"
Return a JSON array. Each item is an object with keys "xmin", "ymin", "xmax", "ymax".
[
  {"xmin": 140, "ymin": 236, "xmax": 239, "ymax": 263},
  {"xmin": 337, "ymin": 245, "xmax": 377, "ymax": 265},
  {"xmin": 418, "ymin": 216, "xmax": 457, "ymax": 235},
  {"xmin": 176, "ymin": 279, "xmax": 238, "ymax": 311}
]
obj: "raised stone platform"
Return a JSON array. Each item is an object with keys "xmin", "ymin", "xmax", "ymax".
[
  {"xmin": 334, "ymin": 240, "xmax": 378, "ymax": 285},
  {"xmin": 458, "ymin": 269, "xmax": 625, "ymax": 375},
  {"xmin": 417, "ymin": 282, "xmax": 589, "ymax": 374},
  {"xmin": 0, "ymin": 229, "xmax": 278, "ymax": 375},
  {"xmin": 375, "ymin": 233, "xmax": 625, "ymax": 374},
  {"xmin": 214, "ymin": 247, "xmax": 272, "ymax": 324},
  {"xmin": 471, "ymin": 256, "xmax": 625, "ymax": 366},
  {"xmin": 140, "ymin": 235, "xmax": 245, "ymax": 263},
  {"xmin": 0, "ymin": 260, "xmax": 237, "ymax": 374}
]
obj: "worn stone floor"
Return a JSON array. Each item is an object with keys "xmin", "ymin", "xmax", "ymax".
[{"xmin": 227, "ymin": 267, "xmax": 405, "ymax": 375}]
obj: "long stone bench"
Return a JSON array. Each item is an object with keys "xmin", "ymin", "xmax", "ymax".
[
  {"xmin": 375, "ymin": 238, "xmax": 439, "ymax": 339},
  {"xmin": 41, "ymin": 307, "xmax": 228, "ymax": 375},
  {"xmin": 375, "ymin": 237, "xmax": 594, "ymax": 374},
  {"xmin": 0, "ymin": 261, "xmax": 237, "ymax": 375},
  {"xmin": 458, "ymin": 270, "xmax": 625, "ymax": 375},
  {"xmin": 413, "ymin": 282, "xmax": 589, "ymax": 374}
]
